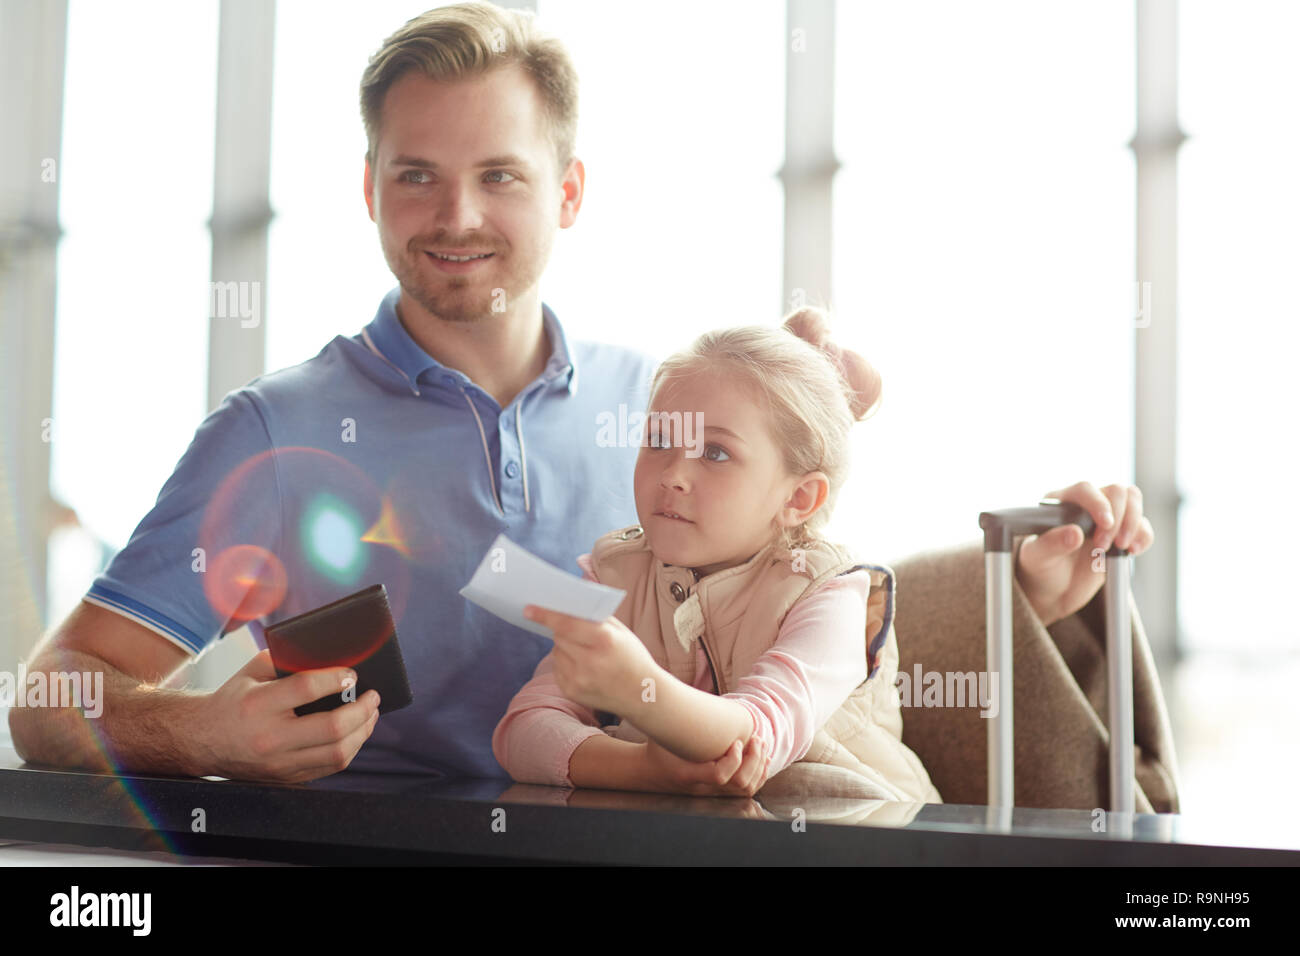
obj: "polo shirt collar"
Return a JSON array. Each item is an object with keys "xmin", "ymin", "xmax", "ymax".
[{"xmin": 362, "ymin": 286, "xmax": 577, "ymax": 395}]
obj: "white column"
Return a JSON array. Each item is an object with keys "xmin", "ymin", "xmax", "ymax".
[
  {"xmin": 206, "ymin": 0, "xmax": 276, "ymax": 412},
  {"xmin": 0, "ymin": 0, "xmax": 69, "ymax": 656},
  {"xmin": 1132, "ymin": 0, "xmax": 1184, "ymax": 678},
  {"xmin": 781, "ymin": 0, "xmax": 838, "ymax": 314}
]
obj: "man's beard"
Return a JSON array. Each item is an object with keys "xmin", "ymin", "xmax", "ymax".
[
  {"xmin": 400, "ymin": 271, "xmax": 496, "ymax": 323},
  {"xmin": 390, "ymin": 239, "xmax": 506, "ymax": 323}
]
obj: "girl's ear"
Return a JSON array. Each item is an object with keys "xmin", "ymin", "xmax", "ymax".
[{"xmin": 778, "ymin": 471, "xmax": 830, "ymax": 527}]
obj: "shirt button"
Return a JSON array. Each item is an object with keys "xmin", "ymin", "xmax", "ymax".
[
  {"xmin": 670, "ymin": 582, "xmax": 686, "ymax": 602},
  {"xmin": 505, "ymin": 461, "xmax": 519, "ymax": 479}
]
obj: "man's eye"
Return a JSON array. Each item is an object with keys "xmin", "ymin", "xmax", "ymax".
[
  {"xmin": 484, "ymin": 170, "xmax": 517, "ymax": 184},
  {"xmin": 400, "ymin": 170, "xmax": 431, "ymax": 184},
  {"xmin": 704, "ymin": 444, "xmax": 730, "ymax": 462}
]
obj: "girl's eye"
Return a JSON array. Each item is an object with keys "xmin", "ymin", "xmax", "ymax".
[
  {"xmin": 644, "ymin": 427, "xmax": 670, "ymax": 449},
  {"xmin": 703, "ymin": 444, "xmax": 730, "ymax": 462}
]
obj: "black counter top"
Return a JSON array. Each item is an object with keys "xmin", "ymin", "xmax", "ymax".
[{"xmin": 2, "ymin": 746, "xmax": 1296, "ymax": 866}]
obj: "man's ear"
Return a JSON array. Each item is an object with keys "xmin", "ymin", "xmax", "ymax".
[
  {"xmin": 558, "ymin": 156, "xmax": 585, "ymax": 229},
  {"xmin": 363, "ymin": 155, "xmax": 376, "ymax": 222},
  {"xmin": 779, "ymin": 471, "xmax": 830, "ymax": 528}
]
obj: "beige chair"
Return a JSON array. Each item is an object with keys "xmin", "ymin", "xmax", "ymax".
[{"xmin": 889, "ymin": 537, "xmax": 1180, "ymax": 813}]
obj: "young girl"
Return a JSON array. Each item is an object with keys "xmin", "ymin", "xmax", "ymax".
[{"xmin": 492, "ymin": 308, "xmax": 941, "ymax": 803}]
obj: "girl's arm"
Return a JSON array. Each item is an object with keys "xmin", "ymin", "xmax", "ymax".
[
  {"xmin": 724, "ymin": 570, "xmax": 871, "ymax": 776},
  {"xmin": 621, "ymin": 570, "xmax": 872, "ymax": 773},
  {"xmin": 566, "ymin": 734, "xmax": 651, "ymax": 789},
  {"xmin": 503, "ymin": 555, "xmax": 846, "ymax": 791},
  {"xmin": 538, "ymin": 554, "xmax": 769, "ymax": 792},
  {"xmin": 495, "ymin": 650, "xmax": 703, "ymax": 791},
  {"xmin": 494, "ymin": 553, "xmax": 635, "ymax": 786},
  {"xmin": 491, "ymin": 648, "xmax": 614, "ymax": 786},
  {"xmin": 512, "ymin": 552, "xmax": 747, "ymax": 768},
  {"xmin": 494, "ymin": 554, "xmax": 723, "ymax": 791},
  {"xmin": 616, "ymin": 666, "xmax": 756, "ymax": 763}
]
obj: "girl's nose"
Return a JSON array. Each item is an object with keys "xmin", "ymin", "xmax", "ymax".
[{"xmin": 659, "ymin": 452, "xmax": 690, "ymax": 492}]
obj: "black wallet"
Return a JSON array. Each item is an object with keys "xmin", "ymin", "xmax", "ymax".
[{"xmin": 263, "ymin": 584, "xmax": 413, "ymax": 717}]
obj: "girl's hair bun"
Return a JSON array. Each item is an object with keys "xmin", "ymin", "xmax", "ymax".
[{"xmin": 782, "ymin": 307, "xmax": 882, "ymax": 421}]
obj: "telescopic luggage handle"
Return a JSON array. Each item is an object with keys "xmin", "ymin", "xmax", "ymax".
[{"xmin": 978, "ymin": 499, "xmax": 1135, "ymax": 814}]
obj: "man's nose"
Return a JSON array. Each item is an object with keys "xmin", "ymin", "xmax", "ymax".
[{"xmin": 433, "ymin": 178, "xmax": 484, "ymax": 233}]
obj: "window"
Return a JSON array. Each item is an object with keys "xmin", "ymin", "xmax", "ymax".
[
  {"xmin": 536, "ymin": 0, "xmax": 785, "ymax": 361},
  {"xmin": 48, "ymin": 0, "xmax": 218, "ymax": 623},
  {"xmin": 1178, "ymin": 0, "xmax": 1300, "ymax": 655},
  {"xmin": 265, "ymin": 1, "xmax": 436, "ymax": 371},
  {"xmin": 830, "ymin": 0, "xmax": 1135, "ymax": 560}
]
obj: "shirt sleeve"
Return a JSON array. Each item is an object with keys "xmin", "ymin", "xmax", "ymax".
[
  {"xmin": 491, "ymin": 648, "xmax": 608, "ymax": 786},
  {"xmin": 723, "ymin": 569, "xmax": 871, "ymax": 778},
  {"xmin": 490, "ymin": 551, "xmax": 608, "ymax": 786},
  {"xmin": 82, "ymin": 388, "xmax": 280, "ymax": 657}
]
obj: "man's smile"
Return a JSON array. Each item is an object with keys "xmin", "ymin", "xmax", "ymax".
[{"xmin": 424, "ymin": 250, "xmax": 495, "ymax": 273}]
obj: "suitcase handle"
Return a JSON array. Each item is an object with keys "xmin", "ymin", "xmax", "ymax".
[
  {"xmin": 978, "ymin": 499, "xmax": 1135, "ymax": 817},
  {"xmin": 980, "ymin": 498, "xmax": 1129, "ymax": 556}
]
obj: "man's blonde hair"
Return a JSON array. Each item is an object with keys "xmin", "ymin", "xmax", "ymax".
[{"xmin": 359, "ymin": 2, "xmax": 579, "ymax": 177}]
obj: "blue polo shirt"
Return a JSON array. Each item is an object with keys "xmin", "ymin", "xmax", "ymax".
[{"xmin": 86, "ymin": 286, "xmax": 658, "ymax": 777}]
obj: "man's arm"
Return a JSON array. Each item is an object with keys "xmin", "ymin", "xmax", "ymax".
[
  {"xmin": 9, "ymin": 601, "xmax": 203, "ymax": 775},
  {"xmin": 8, "ymin": 600, "xmax": 381, "ymax": 783}
]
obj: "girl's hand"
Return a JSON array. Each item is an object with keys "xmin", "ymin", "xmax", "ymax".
[
  {"xmin": 1015, "ymin": 481, "xmax": 1155, "ymax": 627},
  {"xmin": 523, "ymin": 605, "xmax": 660, "ymax": 716},
  {"xmin": 640, "ymin": 736, "xmax": 770, "ymax": 797}
]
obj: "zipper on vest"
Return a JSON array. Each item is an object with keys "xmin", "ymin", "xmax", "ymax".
[
  {"xmin": 683, "ymin": 572, "xmax": 723, "ymax": 695},
  {"xmin": 699, "ymin": 631, "xmax": 722, "ymax": 695}
]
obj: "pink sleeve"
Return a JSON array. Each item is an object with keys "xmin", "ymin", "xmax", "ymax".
[
  {"xmin": 491, "ymin": 649, "xmax": 608, "ymax": 786},
  {"xmin": 722, "ymin": 569, "xmax": 871, "ymax": 778},
  {"xmin": 490, "ymin": 552, "xmax": 606, "ymax": 786}
]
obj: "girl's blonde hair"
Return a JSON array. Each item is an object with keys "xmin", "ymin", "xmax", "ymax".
[
  {"xmin": 359, "ymin": 2, "xmax": 579, "ymax": 177},
  {"xmin": 649, "ymin": 307, "xmax": 882, "ymax": 551}
]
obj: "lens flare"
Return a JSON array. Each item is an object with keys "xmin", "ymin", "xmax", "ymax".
[
  {"xmin": 203, "ymin": 545, "xmax": 288, "ymax": 622},
  {"xmin": 361, "ymin": 494, "xmax": 412, "ymax": 557},
  {"xmin": 365, "ymin": 468, "xmax": 451, "ymax": 568},
  {"xmin": 199, "ymin": 446, "xmax": 413, "ymax": 629},
  {"xmin": 301, "ymin": 493, "xmax": 366, "ymax": 585}
]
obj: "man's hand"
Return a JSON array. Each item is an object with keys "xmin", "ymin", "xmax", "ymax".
[
  {"xmin": 1015, "ymin": 481, "xmax": 1155, "ymax": 627},
  {"xmin": 193, "ymin": 649, "xmax": 381, "ymax": 784},
  {"xmin": 523, "ymin": 604, "xmax": 660, "ymax": 716},
  {"xmin": 639, "ymin": 735, "xmax": 770, "ymax": 797}
]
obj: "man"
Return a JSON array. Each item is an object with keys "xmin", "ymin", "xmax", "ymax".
[{"xmin": 9, "ymin": 2, "xmax": 1151, "ymax": 789}]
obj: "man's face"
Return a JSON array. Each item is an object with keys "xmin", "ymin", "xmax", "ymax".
[{"xmin": 364, "ymin": 65, "xmax": 581, "ymax": 323}]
